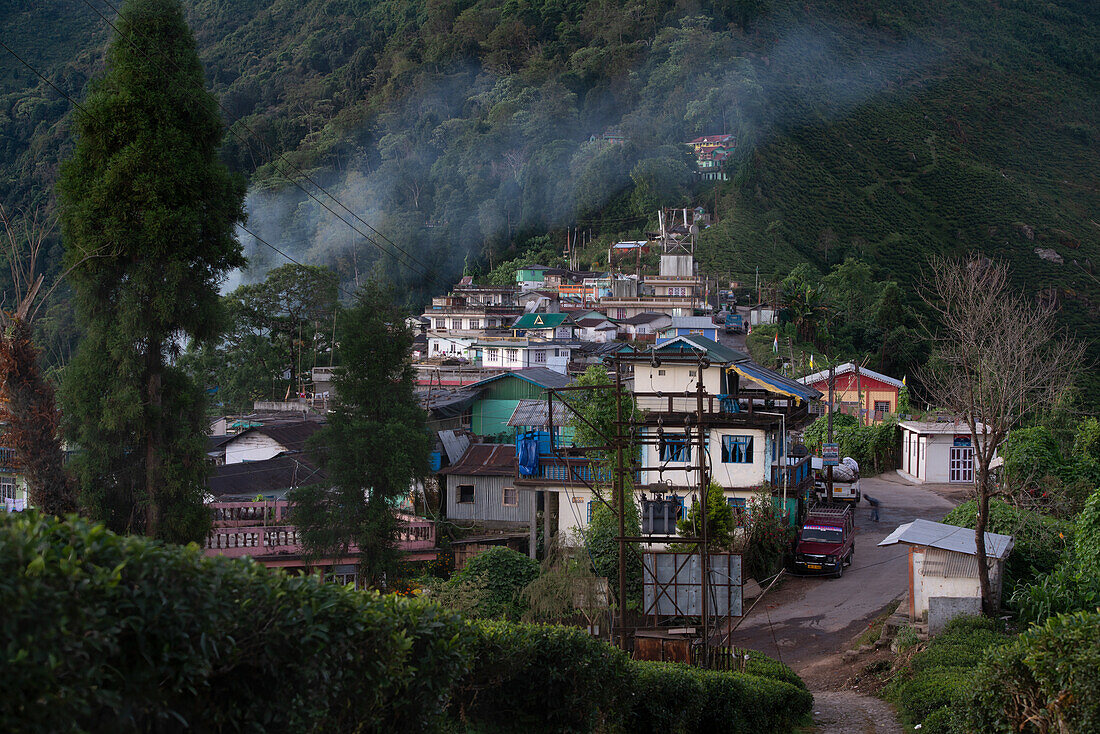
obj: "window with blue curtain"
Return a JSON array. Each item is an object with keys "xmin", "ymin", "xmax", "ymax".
[
  {"xmin": 659, "ymin": 433, "xmax": 691, "ymax": 462},
  {"xmin": 727, "ymin": 497, "xmax": 747, "ymax": 526},
  {"xmin": 722, "ymin": 435, "xmax": 754, "ymax": 463}
]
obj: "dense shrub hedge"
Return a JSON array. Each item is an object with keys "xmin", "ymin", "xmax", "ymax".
[
  {"xmin": 1, "ymin": 513, "xmax": 812, "ymax": 733},
  {"xmin": 450, "ymin": 620, "xmax": 630, "ymax": 733},
  {"xmin": 621, "ymin": 660, "xmax": 812, "ymax": 734},
  {"xmin": 885, "ymin": 616, "xmax": 1011, "ymax": 734},
  {"xmin": 941, "ymin": 499, "xmax": 1073, "ymax": 598},
  {"xmin": 966, "ymin": 610, "xmax": 1100, "ymax": 733},
  {"xmin": 1008, "ymin": 486, "xmax": 1100, "ymax": 625},
  {"xmin": 0, "ymin": 511, "xmax": 468, "ymax": 733}
]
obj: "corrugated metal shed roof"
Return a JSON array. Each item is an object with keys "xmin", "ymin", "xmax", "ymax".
[
  {"xmin": 665, "ymin": 316, "xmax": 718, "ymax": 330},
  {"xmin": 207, "ymin": 453, "xmax": 325, "ymax": 499},
  {"xmin": 465, "ymin": 367, "xmax": 573, "ymax": 391},
  {"xmin": 440, "ymin": 444, "xmax": 516, "ymax": 476},
  {"xmin": 899, "ymin": 420, "xmax": 990, "ymax": 435},
  {"xmin": 507, "ymin": 399, "xmax": 571, "ymax": 428},
  {"xmin": 878, "ymin": 518, "xmax": 1014, "ymax": 560},
  {"xmin": 730, "ymin": 361, "xmax": 823, "ymax": 402},
  {"xmin": 438, "ymin": 430, "xmax": 472, "ymax": 464},
  {"xmin": 649, "ymin": 334, "xmax": 749, "ymax": 364},
  {"xmin": 620, "ymin": 312, "xmax": 669, "ymax": 325},
  {"xmin": 798, "ymin": 362, "xmax": 905, "ymax": 389}
]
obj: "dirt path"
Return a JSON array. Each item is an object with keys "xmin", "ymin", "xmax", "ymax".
[{"xmin": 810, "ymin": 691, "xmax": 905, "ymax": 734}]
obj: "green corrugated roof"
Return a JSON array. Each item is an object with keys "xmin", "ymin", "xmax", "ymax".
[
  {"xmin": 651, "ymin": 334, "xmax": 749, "ymax": 364},
  {"xmin": 512, "ymin": 313, "xmax": 571, "ymax": 330}
]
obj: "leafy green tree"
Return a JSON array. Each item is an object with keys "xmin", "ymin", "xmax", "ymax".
[
  {"xmin": 290, "ymin": 282, "xmax": 430, "ymax": 587},
  {"xmin": 676, "ymin": 481, "xmax": 736, "ymax": 550},
  {"xmin": 443, "ymin": 546, "xmax": 541, "ymax": 620},
  {"xmin": 568, "ymin": 364, "xmax": 642, "ymax": 461},
  {"xmin": 181, "ymin": 264, "xmax": 338, "ymax": 412},
  {"xmin": 57, "ymin": 0, "xmax": 245, "ymax": 542},
  {"xmin": 584, "ymin": 497, "xmax": 643, "ymax": 609}
]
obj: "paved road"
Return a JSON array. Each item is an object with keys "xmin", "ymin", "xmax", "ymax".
[{"xmin": 730, "ymin": 474, "xmax": 958, "ymax": 672}]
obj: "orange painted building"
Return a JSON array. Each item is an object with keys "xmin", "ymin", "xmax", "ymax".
[{"xmin": 797, "ymin": 363, "xmax": 904, "ymax": 425}]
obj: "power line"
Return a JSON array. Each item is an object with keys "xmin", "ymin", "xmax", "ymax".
[{"xmin": 80, "ymin": 0, "xmax": 439, "ymax": 285}]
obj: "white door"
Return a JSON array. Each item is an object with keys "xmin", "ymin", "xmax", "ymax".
[{"xmin": 949, "ymin": 446, "xmax": 974, "ymax": 483}]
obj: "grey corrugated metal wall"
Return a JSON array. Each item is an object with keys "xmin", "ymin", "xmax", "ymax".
[{"xmin": 446, "ymin": 474, "xmax": 533, "ymax": 524}]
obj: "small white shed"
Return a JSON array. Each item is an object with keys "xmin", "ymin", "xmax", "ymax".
[
  {"xmin": 879, "ymin": 518, "xmax": 1013, "ymax": 632},
  {"xmin": 897, "ymin": 420, "xmax": 995, "ymax": 484}
]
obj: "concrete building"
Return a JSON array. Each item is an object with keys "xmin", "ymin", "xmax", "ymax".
[{"xmin": 897, "ymin": 421, "xmax": 995, "ymax": 484}]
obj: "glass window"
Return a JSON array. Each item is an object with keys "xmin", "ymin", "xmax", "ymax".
[
  {"xmin": 534, "ymin": 350, "xmax": 547, "ymax": 363},
  {"xmin": 874, "ymin": 400, "xmax": 891, "ymax": 413},
  {"xmin": 435, "ymin": 319, "xmax": 446, "ymax": 329},
  {"xmin": 800, "ymin": 525, "xmax": 843, "ymax": 543},
  {"xmin": 458, "ymin": 484, "xmax": 475, "ymax": 503},
  {"xmin": 506, "ymin": 349, "xmax": 519, "ymax": 362},
  {"xmin": 503, "ymin": 486, "xmax": 518, "ymax": 506},
  {"xmin": 468, "ymin": 319, "xmax": 480, "ymax": 330},
  {"xmin": 727, "ymin": 497, "xmax": 747, "ymax": 526},
  {"xmin": 722, "ymin": 435, "xmax": 754, "ymax": 463},
  {"xmin": 659, "ymin": 434, "xmax": 691, "ymax": 463}
]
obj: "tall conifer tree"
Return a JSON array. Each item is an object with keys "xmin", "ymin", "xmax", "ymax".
[
  {"xmin": 291, "ymin": 282, "xmax": 430, "ymax": 587},
  {"xmin": 58, "ymin": 0, "xmax": 245, "ymax": 542}
]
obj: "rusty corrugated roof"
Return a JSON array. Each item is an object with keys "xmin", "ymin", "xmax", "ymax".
[{"xmin": 440, "ymin": 443, "xmax": 516, "ymax": 476}]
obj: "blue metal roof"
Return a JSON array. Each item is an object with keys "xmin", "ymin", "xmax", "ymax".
[{"xmin": 728, "ymin": 361, "xmax": 822, "ymax": 403}]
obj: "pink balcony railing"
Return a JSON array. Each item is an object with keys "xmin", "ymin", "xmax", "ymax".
[{"xmin": 205, "ymin": 501, "xmax": 436, "ymax": 560}]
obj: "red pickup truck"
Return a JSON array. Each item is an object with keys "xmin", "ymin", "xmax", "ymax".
[{"xmin": 791, "ymin": 505, "xmax": 854, "ymax": 578}]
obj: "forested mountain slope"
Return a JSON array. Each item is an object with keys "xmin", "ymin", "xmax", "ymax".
[{"xmin": 2, "ymin": 0, "xmax": 1098, "ymax": 355}]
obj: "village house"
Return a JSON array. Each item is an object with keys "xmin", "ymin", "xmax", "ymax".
[
  {"xmin": 0, "ymin": 445, "xmax": 28, "ymax": 512},
  {"xmin": 685, "ymin": 134, "xmax": 734, "ymax": 181},
  {"xmin": 600, "ymin": 209, "xmax": 703, "ymax": 320},
  {"xmin": 897, "ymin": 420, "xmax": 996, "ymax": 485},
  {"xmin": 440, "ymin": 443, "xmax": 532, "ymax": 531},
  {"xmin": 422, "ymin": 279, "xmax": 523, "ymax": 358},
  {"xmin": 511, "ymin": 312, "xmax": 578, "ymax": 340},
  {"xmin": 474, "ymin": 338, "xmax": 576, "ymax": 374},
  {"xmin": 623, "ymin": 334, "xmax": 820, "ymax": 529},
  {"xmin": 617, "ymin": 312, "xmax": 673, "ymax": 341},
  {"xmin": 213, "ymin": 418, "xmax": 324, "ymax": 465},
  {"xmin": 575, "ymin": 315, "xmax": 619, "ymax": 342},
  {"xmin": 462, "ymin": 368, "xmax": 573, "ymax": 440},
  {"xmin": 656, "ymin": 316, "xmax": 719, "ymax": 343},
  {"xmin": 798, "ymin": 362, "xmax": 905, "ymax": 425},
  {"xmin": 203, "ymin": 453, "xmax": 437, "ymax": 584}
]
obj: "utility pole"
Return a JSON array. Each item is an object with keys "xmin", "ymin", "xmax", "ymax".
[
  {"xmin": 614, "ymin": 359, "xmax": 628, "ymax": 651},
  {"xmin": 695, "ymin": 355, "xmax": 710, "ymax": 661},
  {"xmin": 855, "ymin": 361, "xmax": 864, "ymax": 427},
  {"xmin": 827, "ymin": 363, "xmax": 835, "ymax": 502}
]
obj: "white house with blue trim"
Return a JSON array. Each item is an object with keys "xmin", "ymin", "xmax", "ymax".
[{"xmin": 624, "ymin": 334, "xmax": 821, "ymax": 533}]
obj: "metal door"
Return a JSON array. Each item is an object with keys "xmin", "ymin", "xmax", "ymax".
[{"xmin": 949, "ymin": 446, "xmax": 974, "ymax": 483}]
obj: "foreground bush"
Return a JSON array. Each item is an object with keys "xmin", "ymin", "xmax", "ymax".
[
  {"xmin": 450, "ymin": 620, "xmax": 631, "ymax": 732},
  {"xmin": 966, "ymin": 610, "xmax": 1100, "ymax": 733},
  {"xmin": 1, "ymin": 513, "xmax": 812, "ymax": 733},
  {"xmin": 941, "ymin": 499, "xmax": 1073, "ymax": 598},
  {"xmin": 1009, "ymin": 486, "xmax": 1100, "ymax": 625},
  {"xmin": 0, "ymin": 512, "xmax": 468, "ymax": 733},
  {"xmin": 621, "ymin": 660, "xmax": 812, "ymax": 734},
  {"xmin": 885, "ymin": 616, "xmax": 1010, "ymax": 734}
]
